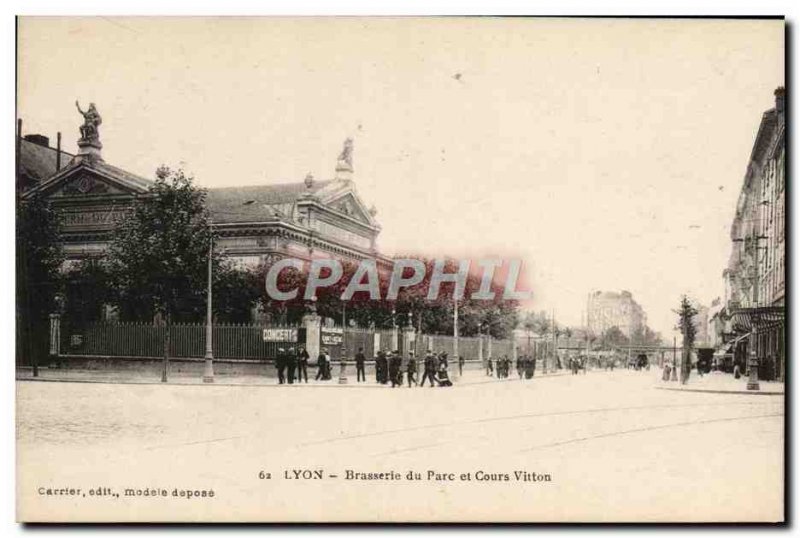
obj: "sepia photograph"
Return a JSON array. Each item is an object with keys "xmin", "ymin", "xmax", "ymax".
[{"xmin": 13, "ymin": 16, "xmax": 786, "ymax": 523}]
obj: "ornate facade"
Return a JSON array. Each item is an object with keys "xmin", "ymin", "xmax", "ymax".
[
  {"xmin": 19, "ymin": 106, "xmax": 391, "ymax": 272},
  {"xmin": 721, "ymin": 87, "xmax": 785, "ymax": 382}
]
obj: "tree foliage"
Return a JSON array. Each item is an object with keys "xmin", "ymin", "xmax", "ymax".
[
  {"xmin": 106, "ymin": 167, "xmax": 214, "ymax": 322},
  {"xmin": 675, "ymin": 295, "xmax": 698, "ymax": 384},
  {"xmin": 252, "ymin": 256, "xmax": 520, "ymax": 337},
  {"xmin": 16, "ymin": 194, "xmax": 64, "ymax": 365}
]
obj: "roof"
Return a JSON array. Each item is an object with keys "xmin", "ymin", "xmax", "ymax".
[
  {"xmin": 207, "ymin": 180, "xmax": 333, "ymax": 223},
  {"xmin": 17, "ymin": 137, "xmax": 74, "ymax": 187},
  {"xmin": 88, "ymin": 160, "xmax": 154, "ymax": 191}
]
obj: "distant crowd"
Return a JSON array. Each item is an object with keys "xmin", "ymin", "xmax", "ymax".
[{"xmin": 272, "ymin": 346, "xmax": 458, "ymax": 387}]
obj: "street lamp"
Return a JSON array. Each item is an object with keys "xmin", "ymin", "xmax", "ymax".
[
  {"xmin": 733, "ymin": 234, "xmax": 769, "ymax": 391},
  {"xmin": 202, "ymin": 219, "xmax": 215, "ymax": 383},
  {"xmin": 201, "ymin": 202, "xmax": 255, "ymax": 384}
]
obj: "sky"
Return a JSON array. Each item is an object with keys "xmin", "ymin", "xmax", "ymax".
[{"xmin": 17, "ymin": 17, "xmax": 784, "ymax": 337}]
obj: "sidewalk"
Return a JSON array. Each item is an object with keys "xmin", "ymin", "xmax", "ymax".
[
  {"xmin": 654, "ymin": 371, "xmax": 784, "ymax": 396},
  {"xmin": 15, "ymin": 366, "xmax": 568, "ymax": 389}
]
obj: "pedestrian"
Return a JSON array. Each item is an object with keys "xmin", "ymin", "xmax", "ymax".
[
  {"xmin": 389, "ymin": 350, "xmax": 401, "ymax": 388},
  {"xmin": 323, "ymin": 349, "xmax": 333, "ymax": 380},
  {"xmin": 420, "ymin": 352, "xmax": 437, "ymax": 387},
  {"xmin": 286, "ymin": 346, "xmax": 297, "ymax": 384},
  {"xmin": 407, "ymin": 351, "xmax": 418, "ymax": 387},
  {"xmin": 355, "ymin": 347, "xmax": 366, "ymax": 382},
  {"xmin": 315, "ymin": 348, "xmax": 327, "ymax": 381},
  {"xmin": 435, "ymin": 363, "xmax": 453, "ymax": 387},
  {"xmin": 458, "ymin": 355, "xmax": 465, "ymax": 377},
  {"xmin": 297, "ymin": 346, "xmax": 309, "ymax": 383},
  {"xmin": 376, "ymin": 350, "xmax": 388, "ymax": 384},
  {"xmin": 276, "ymin": 347, "xmax": 287, "ymax": 384}
]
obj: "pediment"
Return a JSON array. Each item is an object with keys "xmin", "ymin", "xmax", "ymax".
[
  {"xmin": 21, "ymin": 160, "xmax": 152, "ymax": 201},
  {"xmin": 51, "ymin": 172, "xmax": 128, "ymax": 197},
  {"xmin": 324, "ymin": 192, "xmax": 375, "ymax": 226}
]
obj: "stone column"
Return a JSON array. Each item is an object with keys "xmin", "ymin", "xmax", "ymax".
[
  {"xmin": 49, "ymin": 313, "xmax": 61, "ymax": 358},
  {"xmin": 303, "ymin": 313, "xmax": 322, "ymax": 364},
  {"xmin": 403, "ymin": 326, "xmax": 415, "ymax": 359}
]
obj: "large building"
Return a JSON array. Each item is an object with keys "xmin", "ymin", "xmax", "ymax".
[
  {"xmin": 719, "ymin": 87, "xmax": 785, "ymax": 382},
  {"xmin": 586, "ymin": 290, "xmax": 647, "ymax": 340},
  {"xmin": 18, "ymin": 109, "xmax": 390, "ymax": 272}
]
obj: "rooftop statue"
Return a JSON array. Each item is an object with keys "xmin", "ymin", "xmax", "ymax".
[
  {"xmin": 75, "ymin": 100, "xmax": 102, "ymax": 144},
  {"xmin": 337, "ymin": 137, "xmax": 354, "ymax": 170}
]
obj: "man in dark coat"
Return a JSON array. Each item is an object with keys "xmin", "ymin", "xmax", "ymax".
[
  {"xmin": 407, "ymin": 351, "xmax": 418, "ymax": 387},
  {"xmin": 355, "ymin": 347, "xmax": 366, "ymax": 382},
  {"xmin": 458, "ymin": 356, "xmax": 465, "ymax": 377},
  {"xmin": 297, "ymin": 346, "xmax": 309, "ymax": 383},
  {"xmin": 420, "ymin": 352, "xmax": 437, "ymax": 387},
  {"xmin": 389, "ymin": 350, "xmax": 402, "ymax": 388},
  {"xmin": 315, "ymin": 349, "xmax": 327, "ymax": 381},
  {"xmin": 275, "ymin": 347, "xmax": 287, "ymax": 384}
]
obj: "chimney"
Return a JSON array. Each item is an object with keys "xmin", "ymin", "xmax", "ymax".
[
  {"xmin": 23, "ymin": 134, "xmax": 50, "ymax": 147},
  {"xmin": 775, "ymin": 86, "xmax": 785, "ymax": 114},
  {"xmin": 56, "ymin": 132, "xmax": 62, "ymax": 170}
]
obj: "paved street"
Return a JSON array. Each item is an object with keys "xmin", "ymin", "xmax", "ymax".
[{"xmin": 17, "ymin": 369, "xmax": 784, "ymax": 522}]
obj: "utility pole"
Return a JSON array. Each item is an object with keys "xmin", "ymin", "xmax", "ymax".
[
  {"xmin": 670, "ymin": 335, "xmax": 677, "ymax": 381},
  {"xmin": 202, "ymin": 220, "xmax": 214, "ymax": 383},
  {"xmin": 452, "ymin": 298, "xmax": 459, "ymax": 380},
  {"xmin": 747, "ymin": 236, "xmax": 762, "ymax": 391}
]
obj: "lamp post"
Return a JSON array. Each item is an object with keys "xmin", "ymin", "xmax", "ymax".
[
  {"xmin": 733, "ymin": 234, "xmax": 768, "ymax": 391},
  {"xmin": 407, "ymin": 311, "xmax": 413, "ymax": 357},
  {"xmin": 391, "ymin": 307, "xmax": 398, "ymax": 351},
  {"xmin": 202, "ymin": 220, "xmax": 215, "ymax": 383},
  {"xmin": 453, "ymin": 298, "xmax": 459, "ymax": 380}
]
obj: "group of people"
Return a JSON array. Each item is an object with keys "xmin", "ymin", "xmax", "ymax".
[
  {"xmin": 568, "ymin": 355, "xmax": 587, "ymax": 375},
  {"xmin": 275, "ymin": 346, "xmax": 340, "ymax": 384},
  {"xmin": 274, "ymin": 346, "xmax": 311, "ymax": 384},
  {"xmin": 373, "ymin": 349, "xmax": 454, "ymax": 388},
  {"xmin": 485, "ymin": 355, "xmax": 538, "ymax": 380},
  {"xmin": 275, "ymin": 346, "xmax": 456, "ymax": 387}
]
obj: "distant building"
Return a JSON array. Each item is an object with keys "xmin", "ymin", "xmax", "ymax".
[
  {"xmin": 586, "ymin": 290, "xmax": 647, "ymax": 339},
  {"xmin": 693, "ymin": 304, "xmax": 711, "ymax": 348},
  {"xmin": 720, "ymin": 87, "xmax": 785, "ymax": 382}
]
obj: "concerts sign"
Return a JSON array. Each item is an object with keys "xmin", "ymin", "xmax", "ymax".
[{"xmin": 262, "ymin": 328, "xmax": 298, "ymax": 342}]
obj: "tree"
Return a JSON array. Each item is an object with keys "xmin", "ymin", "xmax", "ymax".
[
  {"xmin": 63, "ymin": 258, "xmax": 112, "ymax": 326},
  {"xmin": 106, "ymin": 166, "xmax": 214, "ymax": 380},
  {"xmin": 213, "ymin": 264, "xmax": 261, "ymax": 324},
  {"xmin": 253, "ymin": 256, "xmax": 521, "ymax": 336},
  {"xmin": 602, "ymin": 326, "xmax": 629, "ymax": 347},
  {"xmin": 675, "ymin": 295, "xmax": 698, "ymax": 384},
  {"xmin": 16, "ymin": 194, "xmax": 64, "ymax": 372}
]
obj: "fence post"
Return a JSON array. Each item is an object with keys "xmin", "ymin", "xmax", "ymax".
[{"xmin": 48, "ymin": 313, "xmax": 61, "ymax": 370}]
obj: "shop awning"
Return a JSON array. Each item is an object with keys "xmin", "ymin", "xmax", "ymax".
[
  {"xmin": 730, "ymin": 306, "xmax": 784, "ymax": 332},
  {"xmin": 715, "ymin": 333, "xmax": 750, "ymax": 356}
]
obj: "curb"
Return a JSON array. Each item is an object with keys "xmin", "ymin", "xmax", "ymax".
[
  {"xmin": 654, "ymin": 386, "xmax": 784, "ymax": 396},
  {"xmin": 15, "ymin": 371, "xmax": 570, "ymax": 389}
]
